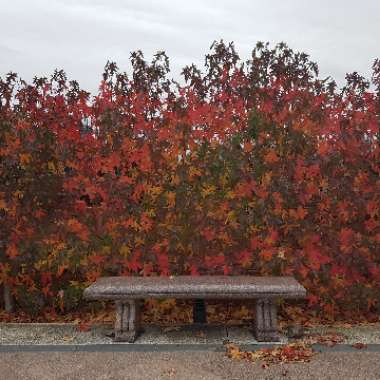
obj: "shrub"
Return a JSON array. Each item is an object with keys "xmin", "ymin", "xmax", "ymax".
[{"xmin": 0, "ymin": 42, "xmax": 379, "ymax": 319}]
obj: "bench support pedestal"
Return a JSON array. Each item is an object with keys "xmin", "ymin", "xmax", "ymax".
[
  {"xmin": 114, "ymin": 300, "xmax": 141, "ymax": 342},
  {"xmin": 254, "ymin": 299, "xmax": 280, "ymax": 342}
]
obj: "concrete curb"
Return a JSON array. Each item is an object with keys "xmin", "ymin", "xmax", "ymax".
[{"xmin": 0, "ymin": 343, "xmax": 378, "ymax": 353}]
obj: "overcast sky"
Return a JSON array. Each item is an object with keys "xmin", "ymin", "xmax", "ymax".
[{"xmin": 1, "ymin": 0, "xmax": 379, "ymax": 94}]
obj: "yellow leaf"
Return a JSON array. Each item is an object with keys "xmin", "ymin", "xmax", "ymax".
[
  {"xmin": 262, "ymin": 172, "xmax": 272, "ymax": 185},
  {"xmin": 47, "ymin": 161, "xmax": 56, "ymax": 173},
  {"xmin": 148, "ymin": 186, "xmax": 163, "ymax": 198},
  {"xmin": 201, "ymin": 184, "xmax": 216, "ymax": 198},
  {"xmin": 135, "ymin": 237, "xmax": 145, "ymax": 246},
  {"xmin": 278, "ymin": 248, "xmax": 286, "ymax": 259},
  {"xmin": 146, "ymin": 209, "xmax": 156, "ymax": 217},
  {"xmin": 13, "ymin": 190, "xmax": 24, "ymax": 199},
  {"xmin": 189, "ymin": 167, "xmax": 202, "ymax": 179},
  {"xmin": 226, "ymin": 190, "xmax": 236, "ymax": 199},
  {"xmin": 131, "ymin": 220, "xmax": 140, "ymax": 231},
  {"xmin": 102, "ymin": 246, "xmax": 111, "ymax": 254},
  {"xmin": 220, "ymin": 173, "xmax": 229, "ymax": 187},
  {"xmin": 225, "ymin": 210, "xmax": 236, "ymax": 224},
  {"xmin": 57, "ymin": 162, "xmax": 65, "ymax": 174},
  {"xmin": 120, "ymin": 244, "xmax": 131, "ymax": 257}
]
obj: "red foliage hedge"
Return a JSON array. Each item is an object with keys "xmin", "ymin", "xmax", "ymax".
[{"xmin": 0, "ymin": 42, "xmax": 379, "ymax": 319}]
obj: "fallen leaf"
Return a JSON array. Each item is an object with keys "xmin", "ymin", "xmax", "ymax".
[
  {"xmin": 261, "ymin": 362, "xmax": 269, "ymax": 369},
  {"xmin": 78, "ymin": 322, "xmax": 91, "ymax": 332},
  {"xmin": 352, "ymin": 342, "xmax": 367, "ymax": 349},
  {"xmin": 306, "ymin": 333, "xmax": 345, "ymax": 346},
  {"xmin": 225, "ymin": 342, "xmax": 315, "ymax": 366},
  {"xmin": 163, "ymin": 326, "xmax": 181, "ymax": 333},
  {"xmin": 62, "ymin": 335, "xmax": 74, "ymax": 342}
]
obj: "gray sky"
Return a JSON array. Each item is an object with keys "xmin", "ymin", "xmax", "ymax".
[{"xmin": 1, "ymin": 0, "xmax": 379, "ymax": 94}]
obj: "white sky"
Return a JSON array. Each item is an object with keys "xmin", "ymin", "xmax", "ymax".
[{"xmin": 1, "ymin": 0, "xmax": 379, "ymax": 94}]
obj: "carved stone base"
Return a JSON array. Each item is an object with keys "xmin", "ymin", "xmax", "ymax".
[
  {"xmin": 254, "ymin": 299, "xmax": 280, "ymax": 342},
  {"xmin": 114, "ymin": 330, "xmax": 140, "ymax": 343},
  {"xmin": 114, "ymin": 300, "xmax": 141, "ymax": 343}
]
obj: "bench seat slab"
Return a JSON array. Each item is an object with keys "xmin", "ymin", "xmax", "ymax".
[
  {"xmin": 114, "ymin": 300, "xmax": 141, "ymax": 342},
  {"xmin": 84, "ymin": 276, "xmax": 307, "ymax": 300}
]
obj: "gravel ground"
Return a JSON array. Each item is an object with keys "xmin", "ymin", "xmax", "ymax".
[
  {"xmin": 1, "ymin": 323, "xmax": 379, "ymax": 346},
  {"xmin": 2, "ymin": 351, "xmax": 380, "ymax": 380},
  {"xmin": 0, "ymin": 323, "xmax": 288, "ymax": 345},
  {"xmin": 309, "ymin": 324, "xmax": 380, "ymax": 344}
]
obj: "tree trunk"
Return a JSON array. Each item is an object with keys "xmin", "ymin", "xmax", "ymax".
[{"xmin": 3, "ymin": 284, "xmax": 14, "ymax": 313}]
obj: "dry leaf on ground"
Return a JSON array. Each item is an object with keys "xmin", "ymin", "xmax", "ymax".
[
  {"xmin": 225, "ymin": 342, "xmax": 315, "ymax": 367},
  {"xmin": 352, "ymin": 342, "xmax": 367, "ymax": 349}
]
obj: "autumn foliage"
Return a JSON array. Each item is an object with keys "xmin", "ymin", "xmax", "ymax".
[{"xmin": 0, "ymin": 41, "xmax": 379, "ymax": 319}]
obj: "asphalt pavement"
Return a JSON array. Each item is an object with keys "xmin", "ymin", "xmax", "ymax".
[
  {"xmin": 2, "ymin": 351, "xmax": 380, "ymax": 380},
  {"xmin": 2, "ymin": 323, "xmax": 380, "ymax": 379}
]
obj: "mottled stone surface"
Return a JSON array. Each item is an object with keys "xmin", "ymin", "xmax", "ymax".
[
  {"xmin": 84, "ymin": 276, "xmax": 306, "ymax": 300},
  {"xmin": 254, "ymin": 299, "xmax": 280, "ymax": 341},
  {"xmin": 114, "ymin": 300, "xmax": 141, "ymax": 343}
]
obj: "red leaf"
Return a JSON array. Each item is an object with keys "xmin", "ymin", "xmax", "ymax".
[
  {"xmin": 339, "ymin": 228, "xmax": 355, "ymax": 253},
  {"xmin": 235, "ymin": 250, "xmax": 252, "ymax": 268},
  {"xmin": 127, "ymin": 251, "xmax": 143, "ymax": 272},
  {"xmin": 202, "ymin": 228, "xmax": 215, "ymax": 242},
  {"xmin": 190, "ymin": 265, "xmax": 199, "ymax": 276},
  {"xmin": 78, "ymin": 322, "xmax": 91, "ymax": 332},
  {"xmin": 352, "ymin": 343, "xmax": 367, "ymax": 349},
  {"xmin": 157, "ymin": 253, "xmax": 170, "ymax": 276},
  {"xmin": 89, "ymin": 255, "xmax": 105, "ymax": 265}
]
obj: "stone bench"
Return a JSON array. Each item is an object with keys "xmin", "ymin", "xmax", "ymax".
[{"xmin": 83, "ymin": 276, "xmax": 306, "ymax": 343}]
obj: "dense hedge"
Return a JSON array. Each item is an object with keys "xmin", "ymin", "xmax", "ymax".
[{"xmin": 1, "ymin": 42, "xmax": 379, "ymax": 319}]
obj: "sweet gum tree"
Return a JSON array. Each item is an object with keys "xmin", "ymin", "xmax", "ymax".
[{"xmin": 0, "ymin": 41, "xmax": 379, "ymax": 319}]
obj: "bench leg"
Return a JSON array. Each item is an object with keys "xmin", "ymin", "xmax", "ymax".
[
  {"xmin": 114, "ymin": 300, "xmax": 141, "ymax": 342},
  {"xmin": 254, "ymin": 299, "xmax": 280, "ymax": 342}
]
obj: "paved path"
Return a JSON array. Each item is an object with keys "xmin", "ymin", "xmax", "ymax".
[{"xmin": 2, "ymin": 351, "xmax": 380, "ymax": 380}]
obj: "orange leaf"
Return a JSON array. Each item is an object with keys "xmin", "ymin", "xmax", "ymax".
[
  {"xmin": 259, "ymin": 249, "xmax": 274, "ymax": 262},
  {"xmin": 56, "ymin": 265, "xmax": 67, "ymax": 277},
  {"xmin": 264, "ymin": 150, "xmax": 279, "ymax": 164},
  {"xmin": 6, "ymin": 244, "xmax": 19, "ymax": 259},
  {"xmin": 89, "ymin": 255, "xmax": 106, "ymax": 265}
]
